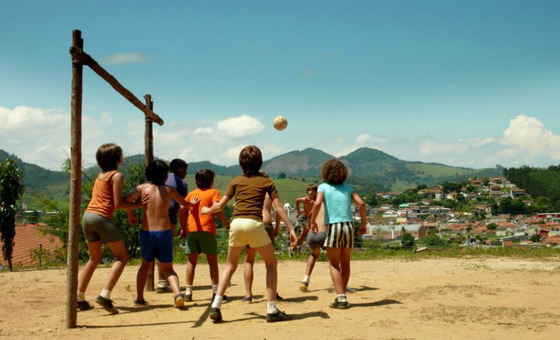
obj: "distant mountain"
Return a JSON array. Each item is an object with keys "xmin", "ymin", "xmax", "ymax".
[
  {"xmin": 262, "ymin": 148, "xmax": 334, "ymax": 177},
  {"xmin": 1, "ymin": 147, "xmax": 503, "ymax": 208},
  {"xmin": 0, "ymin": 149, "xmax": 70, "ymax": 208}
]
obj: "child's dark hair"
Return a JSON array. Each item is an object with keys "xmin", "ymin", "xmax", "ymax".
[
  {"xmin": 195, "ymin": 169, "xmax": 215, "ymax": 189},
  {"xmin": 145, "ymin": 160, "xmax": 169, "ymax": 185},
  {"xmin": 239, "ymin": 145, "xmax": 262, "ymax": 177},
  {"xmin": 170, "ymin": 159, "xmax": 188, "ymax": 173},
  {"xmin": 96, "ymin": 143, "xmax": 123, "ymax": 171},
  {"xmin": 307, "ymin": 184, "xmax": 318, "ymax": 193},
  {"xmin": 321, "ymin": 159, "xmax": 348, "ymax": 185}
]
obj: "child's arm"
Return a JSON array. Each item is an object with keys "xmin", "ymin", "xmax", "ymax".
[
  {"xmin": 309, "ymin": 191, "xmax": 325, "ymax": 233},
  {"xmin": 201, "ymin": 195, "xmax": 230, "ymax": 215},
  {"xmin": 295, "ymin": 197, "xmax": 304, "ymax": 218},
  {"xmin": 272, "ymin": 197, "xmax": 297, "ymax": 247},
  {"xmin": 274, "ymin": 210, "xmax": 281, "ymax": 237},
  {"xmin": 352, "ymin": 192, "xmax": 367, "ymax": 235},
  {"xmin": 123, "ymin": 186, "xmax": 141, "ymax": 224},
  {"xmin": 215, "ymin": 211, "xmax": 230, "ymax": 229},
  {"xmin": 169, "ymin": 188, "xmax": 199, "ymax": 207},
  {"xmin": 112, "ymin": 172, "xmax": 141, "ymax": 210},
  {"xmin": 179, "ymin": 205, "xmax": 188, "ymax": 239}
]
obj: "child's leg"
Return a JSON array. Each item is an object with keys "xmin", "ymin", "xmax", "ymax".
[
  {"xmin": 255, "ymin": 243, "xmax": 278, "ymax": 302},
  {"xmin": 78, "ymin": 241, "xmax": 102, "ymax": 294},
  {"xmin": 206, "ymin": 254, "xmax": 219, "ymax": 288},
  {"xmin": 340, "ymin": 248, "xmax": 351, "ymax": 291},
  {"xmin": 243, "ymin": 248, "xmax": 256, "ymax": 298},
  {"xmin": 303, "ymin": 247, "xmax": 320, "ymax": 281},
  {"xmin": 160, "ymin": 262, "xmax": 181, "ymax": 296},
  {"xmin": 326, "ymin": 247, "xmax": 345, "ymax": 295},
  {"xmin": 186, "ymin": 253, "xmax": 199, "ymax": 287},
  {"xmin": 136, "ymin": 258, "xmax": 153, "ymax": 301},
  {"xmin": 214, "ymin": 246, "xmax": 243, "ymax": 298},
  {"xmin": 103, "ymin": 240, "xmax": 129, "ymax": 292}
]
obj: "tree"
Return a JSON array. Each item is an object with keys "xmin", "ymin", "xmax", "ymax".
[
  {"xmin": 0, "ymin": 159, "xmax": 25, "ymax": 271},
  {"xmin": 401, "ymin": 227, "xmax": 415, "ymax": 249},
  {"xmin": 487, "ymin": 223, "xmax": 498, "ymax": 231},
  {"xmin": 278, "ymin": 172, "xmax": 287, "ymax": 179}
]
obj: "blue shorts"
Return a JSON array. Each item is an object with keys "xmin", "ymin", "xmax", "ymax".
[{"xmin": 140, "ymin": 229, "xmax": 173, "ymax": 263}]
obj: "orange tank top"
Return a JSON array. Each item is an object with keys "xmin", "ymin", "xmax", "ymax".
[{"xmin": 85, "ymin": 170, "xmax": 118, "ymax": 219}]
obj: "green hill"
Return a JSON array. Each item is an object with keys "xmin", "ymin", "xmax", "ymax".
[
  {"xmin": 1, "ymin": 147, "xmax": 503, "ymax": 209},
  {"xmin": 0, "ymin": 149, "xmax": 70, "ymax": 209}
]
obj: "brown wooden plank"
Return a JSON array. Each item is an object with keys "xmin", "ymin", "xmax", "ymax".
[{"xmin": 69, "ymin": 48, "xmax": 164, "ymax": 126}]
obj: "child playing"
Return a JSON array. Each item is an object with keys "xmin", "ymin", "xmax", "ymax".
[
  {"xmin": 309, "ymin": 159, "xmax": 366, "ymax": 308},
  {"xmin": 157, "ymin": 158, "xmax": 188, "ymax": 293},
  {"xmin": 180, "ymin": 169, "xmax": 230, "ymax": 302},
  {"xmin": 294, "ymin": 185, "xmax": 327, "ymax": 292},
  {"xmin": 77, "ymin": 143, "xmax": 140, "ymax": 314},
  {"xmin": 125, "ymin": 160, "xmax": 199, "ymax": 308},
  {"xmin": 202, "ymin": 145, "xmax": 297, "ymax": 323}
]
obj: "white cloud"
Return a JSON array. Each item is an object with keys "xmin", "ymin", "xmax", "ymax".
[
  {"xmin": 217, "ymin": 115, "xmax": 265, "ymax": 138},
  {"xmin": 194, "ymin": 127, "xmax": 214, "ymax": 135},
  {"xmin": 103, "ymin": 52, "xmax": 148, "ymax": 65},
  {"xmin": 501, "ymin": 115, "xmax": 560, "ymax": 160}
]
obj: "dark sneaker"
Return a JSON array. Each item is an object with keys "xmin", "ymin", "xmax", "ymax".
[
  {"xmin": 299, "ymin": 281, "xmax": 309, "ymax": 292},
  {"xmin": 240, "ymin": 296, "xmax": 252, "ymax": 303},
  {"xmin": 134, "ymin": 299, "xmax": 149, "ymax": 306},
  {"xmin": 266, "ymin": 310, "xmax": 292, "ymax": 323},
  {"xmin": 329, "ymin": 298, "xmax": 349, "ymax": 309},
  {"xmin": 77, "ymin": 300, "xmax": 93, "ymax": 311},
  {"xmin": 276, "ymin": 293, "xmax": 284, "ymax": 300},
  {"xmin": 209, "ymin": 307, "xmax": 222, "ymax": 322},
  {"xmin": 184, "ymin": 294, "xmax": 193, "ymax": 302},
  {"xmin": 174, "ymin": 294, "xmax": 185, "ymax": 308},
  {"xmin": 95, "ymin": 295, "xmax": 119, "ymax": 314}
]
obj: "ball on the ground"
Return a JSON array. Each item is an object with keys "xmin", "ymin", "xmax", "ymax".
[{"xmin": 273, "ymin": 115, "xmax": 288, "ymax": 131}]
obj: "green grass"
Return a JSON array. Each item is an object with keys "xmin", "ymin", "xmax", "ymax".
[
  {"xmin": 406, "ymin": 162, "xmax": 476, "ymax": 178},
  {"xmin": 7, "ymin": 244, "xmax": 560, "ymax": 272}
]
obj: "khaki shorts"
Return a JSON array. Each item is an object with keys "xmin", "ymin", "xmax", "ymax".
[{"xmin": 229, "ymin": 218, "xmax": 272, "ymax": 248}]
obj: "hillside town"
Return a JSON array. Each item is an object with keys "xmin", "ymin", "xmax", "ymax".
[{"xmin": 361, "ymin": 176, "xmax": 560, "ymax": 248}]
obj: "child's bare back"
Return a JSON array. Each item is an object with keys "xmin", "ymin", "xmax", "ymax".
[{"xmin": 137, "ymin": 183, "xmax": 175, "ymax": 232}]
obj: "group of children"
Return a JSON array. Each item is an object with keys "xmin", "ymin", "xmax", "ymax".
[{"xmin": 77, "ymin": 143, "xmax": 366, "ymax": 322}]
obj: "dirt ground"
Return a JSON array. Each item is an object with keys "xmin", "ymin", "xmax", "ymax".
[{"xmin": 1, "ymin": 258, "xmax": 560, "ymax": 340}]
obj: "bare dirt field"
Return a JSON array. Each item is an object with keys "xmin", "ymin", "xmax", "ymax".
[{"xmin": 1, "ymin": 258, "xmax": 560, "ymax": 340}]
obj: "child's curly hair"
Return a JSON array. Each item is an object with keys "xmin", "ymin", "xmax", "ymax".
[{"xmin": 321, "ymin": 158, "xmax": 348, "ymax": 185}]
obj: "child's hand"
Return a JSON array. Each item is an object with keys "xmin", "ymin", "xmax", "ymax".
[
  {"xmin": 200, "ymin": 206, "xmax": 211, "ymax": 215},
  {"xmin": 140, "ymin": 192, "xmax": 149, "ymax": 205},
  {"xmin": 359, "ymin": 222, "xmax": 367, "ymax": 235},
  {"xmin": 289, "ymin": 230, "xmax": 297, "ymax": 244},
  {"xmin": 310, "ymin": 222, "xmax": 318, "ymax": 233},
  {"xmin": 179, "ymin": 228, "xmax": 187, "ymax": 239},
  {"xmin": 188, "ymin": 196, "xmax": 200, "ymax": 206}
]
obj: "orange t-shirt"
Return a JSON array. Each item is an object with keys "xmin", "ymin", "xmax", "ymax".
[
  {"xmin": 85, "ymin": 171, "xmax": 118, "ymax": 219},
  {"xmin": 186, "ymin": 188, "xmax": 222, "ymax": 234}
]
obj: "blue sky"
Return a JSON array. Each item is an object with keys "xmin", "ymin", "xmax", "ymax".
[{"xmin": 1, "ymin": 0, "xmax": 560, "ymax": 170}]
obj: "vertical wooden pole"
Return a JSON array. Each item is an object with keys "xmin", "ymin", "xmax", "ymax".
[
  {"xmin": 66, "ymin": 29, "xmax": 83, "ymax": 329},
  {"xmin": 144, "ymin": 94, "xmax": 155, "ymax": 291}
]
